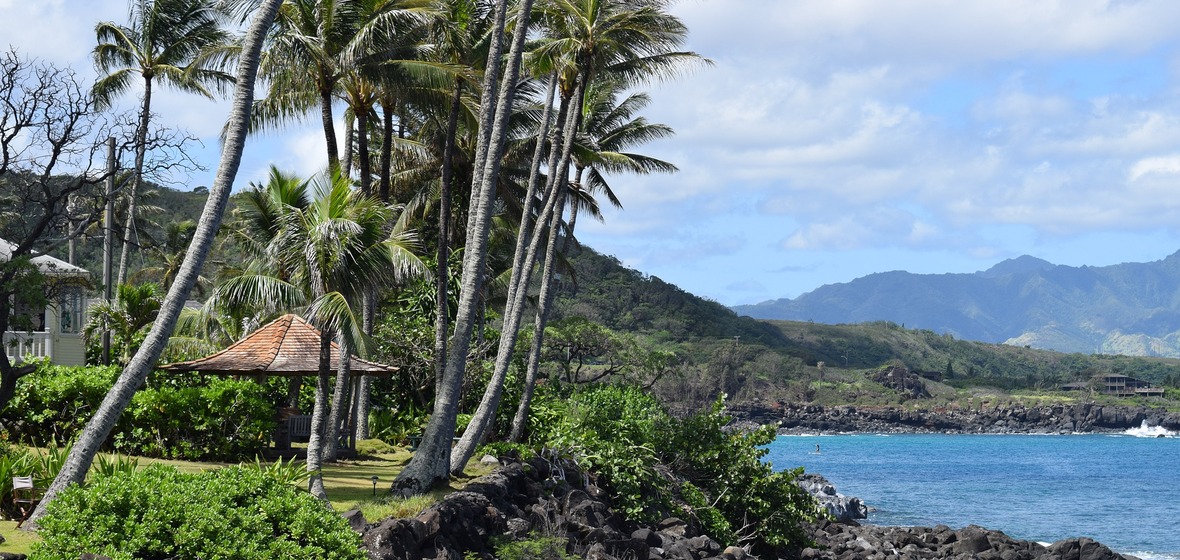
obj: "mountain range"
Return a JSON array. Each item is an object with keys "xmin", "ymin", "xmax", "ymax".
[{"xmin": 731, "ymin": 251, "xmax": 1180, "ymax": 358}]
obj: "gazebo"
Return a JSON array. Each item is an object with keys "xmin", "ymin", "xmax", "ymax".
[{"xmin": 162, "ymin": 313, "xmax": 397, "ymax": 452}]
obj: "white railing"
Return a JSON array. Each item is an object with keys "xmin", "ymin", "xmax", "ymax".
[{"xmin": 3, "ymin": 331, "xmax": 51, "ymax": 364}]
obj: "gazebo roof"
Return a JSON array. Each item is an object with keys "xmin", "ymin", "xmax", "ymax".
[{"xmin": 161, "ymin": 314, "xmax": 397, "ymax": 377}]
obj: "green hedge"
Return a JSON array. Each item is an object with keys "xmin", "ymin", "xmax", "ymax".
[
  {"xmin": 7, "ymin": 365, "xmax": 275, "ymax": 461},
  {"xmin": 34, "ymin": 464, "xmax": 364, "ymax": 560}
]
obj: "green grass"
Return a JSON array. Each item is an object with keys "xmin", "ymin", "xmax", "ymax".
[
  {"xmin": 0, "ymin": 520, "xmax": 41, "ymax": 553},
  {"xmin": 1, "ymin": 442, "xmax": 499, "ymax": 556}
]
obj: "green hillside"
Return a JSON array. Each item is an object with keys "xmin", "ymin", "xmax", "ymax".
[{"xmin": 554, "ymin": 245, "xmax": 1180, "ymax": 406}]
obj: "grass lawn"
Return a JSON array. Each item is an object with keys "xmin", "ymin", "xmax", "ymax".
[{"xmin": 0, "ymin": 442, "xmax": 497, "ymax": 556}]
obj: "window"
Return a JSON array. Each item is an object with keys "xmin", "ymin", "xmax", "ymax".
[{"xmin": 58, "ymin": 288, "xmax": 84, "ymax": 334}]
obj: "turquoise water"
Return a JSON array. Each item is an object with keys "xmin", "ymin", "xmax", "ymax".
[{"xmin": 765, "ymin": 431, "xmax": 1180, "ymax": 560}]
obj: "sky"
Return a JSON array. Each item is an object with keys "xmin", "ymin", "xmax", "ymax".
[{"xmin": 7, "ymin": 0, "xmax": 1180, "ymax": 306}]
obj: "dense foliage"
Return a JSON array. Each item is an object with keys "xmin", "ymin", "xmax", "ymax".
[
  {"xmin": 524, "ymin": 384, "xmax": 817, "ymax": 555},
  {"xmin": 7, "ymin": 364, "xmax": 274, "ymax": 460},
  {"xmin": 34, "ymin": 465, "xmax": 364, "ymax": 560}
]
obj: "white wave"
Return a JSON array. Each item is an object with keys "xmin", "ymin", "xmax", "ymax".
[
  {"xmin": 1123, "ymin": 420, "xmax": 1176, "ymax": 438},
  {"xmin": 1127, "ymin": 552, "xmax": 1180, "ymax": 560}
]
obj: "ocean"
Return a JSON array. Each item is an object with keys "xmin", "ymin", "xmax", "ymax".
[{"xmin": 764, "ymin": 424, "xmax": 1180, "ymax": 560}]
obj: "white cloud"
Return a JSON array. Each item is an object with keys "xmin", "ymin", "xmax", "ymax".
[{"xmin": 1128, "ymin": 154, "xmax": 1180, "ymax": 182}]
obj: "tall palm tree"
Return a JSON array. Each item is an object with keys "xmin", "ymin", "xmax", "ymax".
[
  {"xmin": 93, "ymin": 0, "xmax": 233, "ymax": 286},
  {"xmin": 219, "ymin": 169, "xmax": 423, "ymax": 497},
  {"xmin": 254, "ymin": 0, "xmax": 431, "ymax": 170},
  {"xmin": 449, "ymin": 0, "xmax": 704, "ymax": 470},
  {"xmin": 28, "ymin": 0, "xmax": 284, "ymax": 528},
  {"xmin": 508, "ymin": 76, "xmax": 676, "ymax": 440},
  {"xmin": 393, "ymin": 0, "xmax": 537, "ymax": 495},
  {"xmin": 278, "ymin": 171, "xmax": 422, "ymax": 497}
]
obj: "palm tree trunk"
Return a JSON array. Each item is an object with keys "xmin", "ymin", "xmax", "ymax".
[
  {"xmin": 26, "ymin": 0, "xmax": 283, "ymax": 528},
  {"xmin": 511, "ymin": 82, "xmax": 589, "ymax": 442},
  {"xmin": 342, "ymin": 112, "xmax": 354, "ymax": 178},
  {"xmin": 448, "ymin": 73, "xmax": 582, "ymax": 469},
  {"xmin": 355, "ymin": 295, "xmax": 374, "ymax": 440},
  {"xmin": 433, "ymin": 79, "xmax": 462, "ymax": 399},
  {"xmin": 116, "ymin": 75, "xmax": 152, "ymax": 287},
  {"xmin": 378, "ymin": 97, "xmax": 393, "ymax": 202},
  {"xmin": 307, "ymin": 329, "xmax": 333, "ymax": 500},
  {"xmin": 323, "ymin": 332, "xmax": 352, "ymax": 463},
  {"xmin": 320, "ymin": 85, "xmax": 339, "ymax": 172},
  {"xmin": 394, "ymin": 0, "xmax": 534, "ymax": 494},
  {"xmin": 357, "ymin": 108, "xmax": 371, "ymax": 196}
]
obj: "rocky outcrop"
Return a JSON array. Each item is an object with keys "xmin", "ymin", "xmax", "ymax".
[
  {"xmin": 358, "ymin": 456, "xmax": 729, "ymax": 560},
  {"xmin": 796, "ymin": 474, "xmax": 867, "ymax": 523},
  {"xmin": 867, "ymin": 366, "xmax": 931, "ymax": 400},
  {"xmin": 354, "ymin": 459, "xmax": 1140, "ymax": 560},
  {"xmin": 728, "ymin": 401, "xmax": 1180, "ymax": 434},
  {"xmin": 803, "ymin": 521, "xmax": 1140, "ymax": 560}
]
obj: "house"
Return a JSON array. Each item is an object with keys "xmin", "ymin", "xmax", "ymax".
[
  {"xmin": 1100, "ymin": 374, "xmax": 1156, "ymax": 397},
  {"xmin": 2, "ymin": 237, "xmax": 89, "ymax": 366},
  {"xmin": 1061, "ymin": 374, "xmax": 1164, "ymax": 397}
]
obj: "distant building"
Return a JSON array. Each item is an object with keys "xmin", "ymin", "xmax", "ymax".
[
  {"xmin": 2, "ymin": 237, "xmax": 89, "ymax": 366},
  {"xmin": 1060, "ymin": 374, "xmax": 1164, "ymax": 397}
]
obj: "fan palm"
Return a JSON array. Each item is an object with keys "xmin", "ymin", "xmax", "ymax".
[{"xmin": 93, "ymin": 0, "xmax": 233, "ymax": 286}]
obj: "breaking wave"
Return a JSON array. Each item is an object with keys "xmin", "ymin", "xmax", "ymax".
[{"xmin": 1124, "ymin": 420, "xmax": 1176, "ymax": 438}]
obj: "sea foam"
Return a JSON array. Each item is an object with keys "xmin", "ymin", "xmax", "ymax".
[{"xmin": 1123, "ymin": 420, "xmax": 1175, "ymax": 438}]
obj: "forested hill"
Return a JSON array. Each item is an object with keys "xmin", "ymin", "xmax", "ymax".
[
  {"xmin": 731, "ymin": 251, "xmax": 1180, "ymax": 358},
  {"xmin": 554, "ymin": 246, "xmax": 1180, "ymax": 389},
  {"xmin": 552, "ymin": 245, "xmax": 791, "ymax": 347}
]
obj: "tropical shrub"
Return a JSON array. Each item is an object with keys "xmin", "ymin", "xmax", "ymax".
[
  {"xmin": 658, "ymin": 398, "xmax": 816, "ymax": 553},
  {"xmin": 528, "ymin": 384, "xmax": 816, "ymax": 554},
  {"xmin": 116, "ymin": 377, "xmax": 274, "ymax": 460},
  {"xmin": 6, "ymin": 364, "xmax": 120, "ymax": 443},
  {"xmin": 34, "ymin": 465, "xmax": 365, "ymax": 560},
  {"xmin": 9, "ymin": 365, "xmax": 274, "ymax": 460}
]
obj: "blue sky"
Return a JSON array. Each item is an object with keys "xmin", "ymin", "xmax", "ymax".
[{"xmin": 8, "ymin": 0, "xmax": 1180, "ymax": 306}]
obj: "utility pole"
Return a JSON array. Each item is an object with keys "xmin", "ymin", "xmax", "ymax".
[{"xmin": 101, "ymin": 136, "xmax": 115, "ymax": 365}]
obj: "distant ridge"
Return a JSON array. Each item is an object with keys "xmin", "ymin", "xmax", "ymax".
[{"xmin": 731, "ymin": 251, "xmax": 1180, "ymax": 357}]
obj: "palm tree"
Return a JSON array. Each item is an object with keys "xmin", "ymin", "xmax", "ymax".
[
  {"xmin": 219, "ymin": 169, "xmax": 423, "ymax": 497},
  {"xmin": 92, "ymin": 0, "xmax": 233, "ymax": 286},
  {"xmin": 254, "ymin": 0, "xmax": 431, "ymax": 170},
  {"xmin": 83, "ymin": 282, "xmax": 163, "ymax": 366},
  {"xmin": 508, "ymin": 76, "xmax": 676, "ymax": 440},
  {"xmin": 449, "ymin": 0, "xmax": 704, "ymax": 470},
  {"xmin": 276, "ymin": 171, "xmax": 422, "ymax": 497},
  {"xmin": 564, "ymin": 77, "xmax": 675, "ymax": 247},
  {"xmin": 393, "ymin": 0, "xmax": 538, "ymax": 495},
  {"xmin": 27, "ymin": 0, "xmax": 285, "ymax": 528}
]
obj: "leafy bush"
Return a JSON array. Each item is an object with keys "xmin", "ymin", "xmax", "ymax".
[
  {"xmin": 7, "ymin": 364, "xmax": 120, "ymax": 443},
  {"xmin": 531, "ymin": 384, "xmax": 816, "ymax": 554},
  {"xmin": 116, "ymin": 377, "xmax": 274, "ymax": 460},
  {"xmin": 658, "ymin": 398, "xmax": 816, "ymax": 552},
  {"xmin": 35, "ymin": 464, "xmax": 364, "ymax": 560},
  {"xmin": 9, "ymin": 365, "xmax": 275, "ymax": 460},
  {"xmin": 491, "ymin": 534, "xmax": 577, "ymax": 560},
  {"xmin": 543, "ymin": 385, "xmax": 667, "ymax": 521}
]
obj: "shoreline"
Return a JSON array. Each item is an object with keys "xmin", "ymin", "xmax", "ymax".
[
  {"xmin": 728, "ymin": 401, "xmax": 1180, "ymax": 435},
  {"xmin": 780, "ymin": 428, "xmax": 1176, "ymax": 560}
]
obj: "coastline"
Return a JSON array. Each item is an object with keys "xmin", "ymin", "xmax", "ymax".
[
  {"xmin": 774, "ymin": 429, "xmax": 1177, "ymax": 560},
  {"xmin": 727, "ymin": 401, "xmax": 1180, "ymax": 435}
]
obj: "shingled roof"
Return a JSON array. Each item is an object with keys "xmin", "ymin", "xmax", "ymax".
[{"xmin": 161, "ymin": 313, "xmax": 397, "ymax": 376}]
